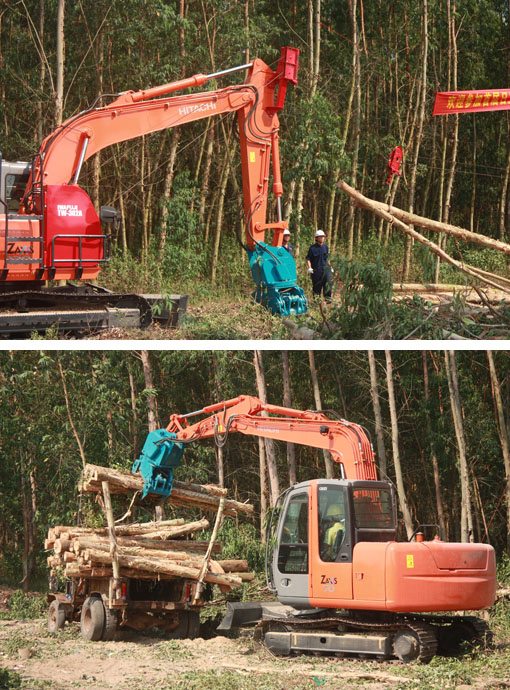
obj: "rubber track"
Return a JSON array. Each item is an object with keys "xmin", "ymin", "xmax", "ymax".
[
  {"xmin": 261, "ymin": 613, "xmax": 441, "ymax": 662},
  {"xmin": 0, "ymin": 290, "xmax": 152, "ymax": 328}
]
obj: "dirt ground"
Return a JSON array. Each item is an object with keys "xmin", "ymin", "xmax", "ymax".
[
  {"xmin": 0, "ymin": 617, "xmax": 419, "ymax": 690},
  {"xmin": 1, "ymin": 588, "xmax": 509, "ymax": 690}
]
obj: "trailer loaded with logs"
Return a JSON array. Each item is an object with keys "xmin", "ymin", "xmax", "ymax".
[{"xmin": 45, "ymin": 464, "xmax": 254, "ymax": 641}]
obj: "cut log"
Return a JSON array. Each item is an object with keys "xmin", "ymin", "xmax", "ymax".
[
  {"xmin": 338, "ymin": 180, "xmax": 510, "ymax": 294},
  {"xmin": 339, "ymin": 179, "xmax": 510, "ymax": 256},
  {"xmin": 80, "ymin": 464, "xmax": 253, "ymax": 516},
  {"xmin": 82, "ymin": 546, "xmax": 242, "ymax": 587},
  {"xmin": 53, "ymin": 538, "xmax": 71, "ymax": 555},
  {"xmin": 73, "ymin": 538, "xmax": 206, "ymax": 565},
  {"xmin": 216, "ymin": 559, "xmax": 249, "ymax": 573},
  {"xmin": 53, "ymin": 519, "xmax": 186, "ymax": 540},
  {"xmin": 71, "ymin": 535, "xmax": 220, "ymax": 553},
  {"xmin": 139, "ymin": 518, "xmax": 209, "ymax": 540}
]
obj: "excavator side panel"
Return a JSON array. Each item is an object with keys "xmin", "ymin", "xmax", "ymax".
[
  {"xmin": 44, "ymin": 185, "xmax": 104, "ymax": 275},
  {"xmin": 384, "ymin": 541, "xmax": 497, "ymax": 612}
]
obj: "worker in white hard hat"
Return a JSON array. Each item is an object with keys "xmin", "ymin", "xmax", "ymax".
[
  {"xmin": 282, "ymin": 229, "xmax": 294, "ymax": 256},
  {"xmin": 305, "ymin": 229, "xmax": 334, "ymax": 301}
]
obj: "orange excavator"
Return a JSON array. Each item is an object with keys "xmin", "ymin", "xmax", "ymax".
[
  {"xmin": 132, "ymin": 395, "xmax": 497, "ymax": 663},
  {"xmin": 0, "ymin": 48, "xmax": 306, "ymax": 334}
]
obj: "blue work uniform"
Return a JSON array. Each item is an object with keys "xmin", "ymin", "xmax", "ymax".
[
  {"xmin": 283, "ymin": 242, "xmax": 294, "ymax": 256},
  {"xmin": 306, "ymin": 242, "xmax": 332, "ymax": 298}
]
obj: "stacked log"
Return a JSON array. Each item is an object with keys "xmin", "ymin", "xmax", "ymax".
[
  {"xmin": 46, "ymin": 517, "xmax": 252, "ymax": 589},
  {"xmin": 79, "ymin": 463, "xmax": 254, "ymax": 517},
  {"xmin": 47, "ymin": 467, "xmax": 255, "ymax": 592}
]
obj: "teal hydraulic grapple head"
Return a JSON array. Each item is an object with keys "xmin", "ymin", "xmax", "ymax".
[
  {"xmin": 248, "ymin": 243, "xmax": 308, "ymax": 316},
  {"xmin": 132, "ymin": 429, "xmax": 184, "ymax": 498}
]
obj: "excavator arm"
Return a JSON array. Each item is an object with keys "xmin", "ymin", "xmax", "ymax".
[
  {"xmin": 19, "ymin": 48, "xmax": 306, "ymax": 315},
  {"xmin": 132, "ymin": 395, "xmax": 377, "ymax": 499}
]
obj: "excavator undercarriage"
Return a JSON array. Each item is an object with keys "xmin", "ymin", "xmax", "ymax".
[{"xmin": 219, "ymin": 601, "xmax": 492, "ymax": 663}]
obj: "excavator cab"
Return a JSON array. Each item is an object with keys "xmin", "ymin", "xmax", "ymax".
[
  {"xmin": 0, "ymin": 156, "xmax": 31, "ymax": 213},
  {"xmin": 271, "ymin": 479, "xmax": 397, "ymax": 609}
]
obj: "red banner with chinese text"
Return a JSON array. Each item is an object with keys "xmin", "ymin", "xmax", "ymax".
[{"xmin": 433, "ymin": 89, "xmax": 510, "ymax": 115}]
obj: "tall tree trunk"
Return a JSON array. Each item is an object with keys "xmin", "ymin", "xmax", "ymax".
[
  {"xmin": 435, "ymin": 0, "xmax": 458, "ymax": 282},
  {"xmin": 347, "ymin": 0, "xmax": 361, "ymax": 259},
  {"xmin": 57, "ymin": 356, "xmax": 87, "ymax": 469},
  {"xmin": 444, "ymin": 351, "xmax": 474, "ymax": 542},
  {"xmin": 281, "ymin": 351, "xmax": 297, "ymax": 486},
  {"xmin": 500, "ymin": 132, "xmax": 510, "ymax": 241},
  {"xmin": 487, "ymin": 351, "xmax": 510, "ymax": 554},
  {"xmin": 385, "ymin": 351, "xmax": 414, "ymax": 539},
  {"xmin": 258, "ymin": 438, "xmax": 268, "ymax": 544},
  {"xmin": 403, "ymin": 0, "xmax": 428, "ymax": 281},
  {"xmin": 36, "ymin": 0, "xmax": 46, "ymax": 143},
  {"xmin": 54, "ymin": 0, "xmax": 65, "ymax": 127},
  {"xmin": 308, "ymin": 351, "xmax": 334, "ymax": 478},
  {"xmin": 422, "ymin": 351, "xmax": 446, "ymax": 538},
  {"xmin": 21, "ymin": 457, "xmax": 37, "ymax": 592},
  {"xmin": 254, "ymin": 351, "xmax": 280, "ymax": 505},
  {"xmin": 367, "ymin": 350, "xmax": 387, "ymax": 477},
  {"xmin": 211, "ymin": 353, "xmax": 225, "ymax": 488},
  {"xmin": 139, "ymin": 350, "xmax": 159, "ymax": 432},
  {"xmin": 158, "ymin": 0, "xmax": 185, "ymax": 257},
  {"xmin": 210, "ymin": 152, "xmax": 231, "ymax": 281},
  {"xmin": 128, "ymin": 368, "xmax": 138, "ymax": 460}
]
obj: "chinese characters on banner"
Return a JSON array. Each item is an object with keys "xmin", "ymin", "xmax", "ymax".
[{"xmin": 433, "ymin": 90, "xmax": 510, "ymax": 115}]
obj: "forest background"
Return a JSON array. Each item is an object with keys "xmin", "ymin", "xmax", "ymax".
[
  {"xmin": 1, "ymin": 348, "xmax": 509, "ymax": 592},
  {"xmin": 1, "ymin": 0, "xmax": 510, "ymax": 313}
]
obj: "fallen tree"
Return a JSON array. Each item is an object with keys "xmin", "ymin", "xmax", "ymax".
[{"xmin": 338, "ymin": 179, "xmax": 510, "ymax": 295}]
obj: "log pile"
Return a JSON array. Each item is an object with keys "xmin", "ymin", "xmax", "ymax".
[
  {"xmin": 79, "ymin": 463, "xmax": 254, "ymax": 517},
  {"xmin": 46, "ymin": 465, "xmax": 255, "ymax": 592}
]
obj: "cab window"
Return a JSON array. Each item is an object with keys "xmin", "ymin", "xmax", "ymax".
[
  {"xmin": 278, "ymin": 492, "xmax": 308, "ymax": 574},
  {"xmin": 5, "ymin": 173, "xmax": 29, "ymax": 212},
  {"xmin": 318, "ymin": 485, "xmax": 347, "ymax": 562},
  {"xmin": 352, "ymin": 488, "xmax": 394, "ymax": 529}
]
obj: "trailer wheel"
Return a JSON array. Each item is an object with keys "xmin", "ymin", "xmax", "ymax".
[
  {"xmin": 169, "ymin": 611, "xmax": 201, "ymax": 639},
  {"xmin": 187, "ymin": 611, "xmax": 200, "ymax": 639},
  {"xmin": 102, "ymin": 607, "xmax": 118, "ymax": 641},
  {"xmin": 47, "ymin": 600, "xmax": 66, "ymax": 634},
  {"xmin": 80, "ymin": 596, "xmax": 105, "ymax": 641}
]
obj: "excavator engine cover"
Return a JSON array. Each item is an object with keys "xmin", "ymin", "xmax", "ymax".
[
  {"xmin": 132, "ymin": 429, "xmax": 184, "ymax": 498},
  {"xmin": 248, "ymin": 243, "xmax": 308, "ymax": 315}
]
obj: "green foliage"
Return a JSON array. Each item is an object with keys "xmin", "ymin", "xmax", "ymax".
[
  {"xmin": 168, "ymin": 670, "xmax": 318, "ymax": 690},
  {"xmin": 0, "ymin": 668, "xmax": 21, "ymax": 689},
  {"xmin": 0, "ymin": 591, "xmax": 46, "ymax": 621},
  {"xmin": 216, "ymin": 521, "xmax": 266, "ymax": 572},
  {"xmin": 326, "ymin": 256, "xmax": 393, "ymax": 338},
  {"xmin": 497, "ymin": 552, "xmax": 510, "ymax": 586},
  {"xmin": 158, "ymin": 172, "xmax": 206, "ymax": 281}
]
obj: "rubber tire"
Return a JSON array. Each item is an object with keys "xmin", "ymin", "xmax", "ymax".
[
  {"xmin": 47, "ymin": 600, "xmax": 66, "ymax": 634},
  {"xmin": 168, "ymin": 611, "xmax": 201, "ymax": 639},
  {"xmin": 80, "ymin": 596, "xmax": 105, "ymax": 641},
  {"xmin": 102, "ymin": 607, "xmax": 118, "ymax": 641},
  {"xmin": 187, "ymin": 610, "xmax": 201, "ymax": 639}
]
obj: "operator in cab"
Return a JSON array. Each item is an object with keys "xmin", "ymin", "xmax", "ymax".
[
  {"xmin": 306, "ymin": 230, "xmax": 334, "ymax": 302},
  {"xmin": 320, "ymin": 504, "xmax": 344, "ymax": 562}
]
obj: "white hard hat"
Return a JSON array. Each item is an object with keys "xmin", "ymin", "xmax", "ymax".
[
  {"xmin": 283, "ymin": 229, "xmax": 291, "ymax": 236},
  {"xmin": 315, "ymin": 229, "xmax": 326, "ymax": 237}
]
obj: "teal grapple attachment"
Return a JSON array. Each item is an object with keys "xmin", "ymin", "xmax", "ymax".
[
  {"xmin": 248, "ymin": 243, "xmax": 308, "ymax": 316},
  {"xmin": 132, "ymin": 429, "xmax": 184, "ymax": 498}
]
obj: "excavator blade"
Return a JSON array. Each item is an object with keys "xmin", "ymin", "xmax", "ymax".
[{"xmin": 248, "ymin": 243, "xmax": 308, "ymax": 316}]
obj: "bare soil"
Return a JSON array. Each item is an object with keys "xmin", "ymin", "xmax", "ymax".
[{"xmin": 0, "ymin": 617, "xmax": 418, "ymax": 690}]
